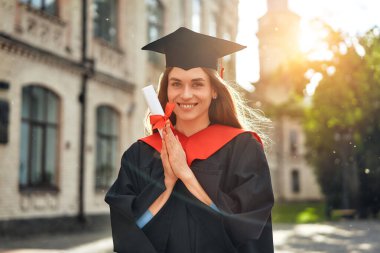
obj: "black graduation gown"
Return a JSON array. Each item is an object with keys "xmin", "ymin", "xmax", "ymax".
[{"xmin": 105, "ymin": 131, "xmax": 274, "ymax": 253}]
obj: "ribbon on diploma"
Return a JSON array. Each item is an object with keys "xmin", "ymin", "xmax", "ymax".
[{"xmin": 149, "ymin": 102, "xmax": 175, "ymax": 130}]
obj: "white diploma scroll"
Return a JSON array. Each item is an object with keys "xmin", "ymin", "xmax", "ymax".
[{"xmin": 142, "ymin": 85, "xmax": 164, "ymax": 137}]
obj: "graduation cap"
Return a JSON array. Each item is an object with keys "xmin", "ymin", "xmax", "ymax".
[{"xmin": 142, "ymin": 27, "xmax": 246, "ymax": 70}]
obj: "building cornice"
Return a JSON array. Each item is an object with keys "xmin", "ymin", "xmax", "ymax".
[
  {"xmin": 0, "ymin": 32, "xmax": 83, "ymax": 73},
  {"xmin": 93, "ymin": 71, "xmax": 135, "ymax": 93},
  {"xmin": 0, "ymin": 32, "xmax": 135, "ymax": 93}
]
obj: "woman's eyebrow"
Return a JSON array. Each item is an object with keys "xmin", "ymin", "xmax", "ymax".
[
  {"xmin": 169, "ymin": 77, "xmax": 205, "ymax": 82},
  {"xmin": 169, "ymin": 77, "xmax": 182, "ymax": 82},
  {"xmin": 191, "ymin": 78, "xmax": 205, "ymax": 82}
]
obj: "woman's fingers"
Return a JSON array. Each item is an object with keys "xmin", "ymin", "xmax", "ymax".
[
  {"xmin": 164, "ymin": 123, "xmax": 178, "ymax": 151},
  {"xmin": 161, "ymin": 140, "xmax": 167, "ymax": 164},
  {"xmin": 161, "ymin": 139, "xmax": 171, "ymax": 169},
  {"xmin": 161, "ymin": 138, "xmax": 178, "ymax": 184},
  {"xmin": 162, "ymin": 123, "xmax": 192, "ymax": 180}
]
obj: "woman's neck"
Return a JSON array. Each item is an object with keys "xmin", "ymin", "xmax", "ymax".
[{"xmin": 175, "ymin": 119, "xmax": 210, "ymax": 137}]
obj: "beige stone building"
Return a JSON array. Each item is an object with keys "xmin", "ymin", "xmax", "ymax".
[
  {"xmin": 254, "ymin": 0, "xmax": 323, "ymax": 202},
  {"xmin": 0, "ymin": 0, "xmax": 240, "ymax": 234}
]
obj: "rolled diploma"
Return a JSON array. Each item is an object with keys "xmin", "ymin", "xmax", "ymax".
[{"xmin": 142, "ymin": 85, "xmax": 164, "ymax": 137}]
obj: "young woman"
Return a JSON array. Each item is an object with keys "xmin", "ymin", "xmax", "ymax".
[{"xmin": 105, "ymin": 27, "xmax": 274, "ymax": 253}]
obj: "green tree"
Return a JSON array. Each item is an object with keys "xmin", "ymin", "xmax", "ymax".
[
  {"xmin": 304, "ymin": 26, "xmax": 380, "ymax": 217},
  {"xmin": 356, "ymin": 28, "xmax": 380, "ymax": 217}
]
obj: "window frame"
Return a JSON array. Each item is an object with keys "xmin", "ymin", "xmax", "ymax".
[
  {"xmin": 146, "ymin": 0, "xmax": 165, "ymax": 65},
  {"xmin": 19, "ymin": 0, "xmax": 59, "ymax": 17},
  {"xmin": 291, "ymin": 169, "xmax": 300, "ymax": 193},
  {"xmin": 289, "ymin": 129, "xmax": 298, "ymax": 155},
  {"xmin": 191, "ymin": 0, "xmax": 202, "ymax": 32},
  {"xmin": 95, "ymin": 105, "xmax": 120, "ymax": 190},
  {"xmin": 92, "ymin": 0, "xmax": 119, "ymax": 47},
  {"xmin": 19, "ymin": 85, "xmax": 60, "ymax": 192}
]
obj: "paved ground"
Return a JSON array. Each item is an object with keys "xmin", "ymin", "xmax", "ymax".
[
  {"xmin": 273, "ymin": 220, "xmax": 380, "ymax": 253},
  {"xmin": 1, "ymin": 220, "xmax": 379, "ymax": 253},
  {"xmin": 0, "ymin": 229, "xmax": 113, "ymax": 253}
]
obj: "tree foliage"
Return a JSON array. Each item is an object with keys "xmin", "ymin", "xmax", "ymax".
[{"xmin": 303, "ymin": 26, "xmax": 380, "ymax": 217}]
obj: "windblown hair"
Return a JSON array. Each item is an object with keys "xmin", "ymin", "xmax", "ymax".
[{"xmin": 144, "ymin": 67, "xmax": 272, "ymax": 147}]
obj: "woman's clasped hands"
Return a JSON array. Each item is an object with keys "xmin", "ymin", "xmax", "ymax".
[{"xmin": 161, "ymin": 121, "xmax": 193, "ymax": 188}]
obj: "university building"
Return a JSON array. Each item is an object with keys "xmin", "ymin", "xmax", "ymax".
[
  {"xmin": 254, "ymin": 0, "xmax": 322, "ymax": 201},
  {"xmin": 0, "ymin": 0, "xmax": 239, "ymax": 234}
]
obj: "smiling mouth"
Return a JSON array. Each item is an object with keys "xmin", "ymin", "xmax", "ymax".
[{"xmin": 177, "ymin": 103, "xmax": 198, "ymax": 109}]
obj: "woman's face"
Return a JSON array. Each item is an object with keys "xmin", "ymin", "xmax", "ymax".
[{"xmin": 167, "ymin": 67, "xmax": 216, "ymax": 125}]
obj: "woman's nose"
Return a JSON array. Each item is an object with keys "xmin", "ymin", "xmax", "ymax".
[{"xmin": 181, "ymin": 85, "xmax": 193, "ymax": 99}]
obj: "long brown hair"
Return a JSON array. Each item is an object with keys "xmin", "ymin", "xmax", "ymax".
[{"xmin": 146, "ymin": 67, "xmax": 271, "ymax": 146}]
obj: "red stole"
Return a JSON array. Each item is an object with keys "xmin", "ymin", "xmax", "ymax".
[{"xmin": 140, "ymin": 124, "xmax": 262, "ymax": 166}]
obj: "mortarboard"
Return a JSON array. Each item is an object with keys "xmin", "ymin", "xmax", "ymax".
[{"xmin": 141, "ymin": 27, "xmax": 246, "ymax": 70}]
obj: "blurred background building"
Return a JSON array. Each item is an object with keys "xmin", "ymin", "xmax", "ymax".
[
  {"xmin": 0, "ymin": 0, "xmax": 240, "ymax": 235},
  {"xmin": 253, "ymin": 0, "xmax": 322, "ymax": 202}
]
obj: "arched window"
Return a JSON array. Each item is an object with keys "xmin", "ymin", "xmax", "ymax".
[
  {"xmin": 95, "ymin": 105, "xmax": 119, "ymax": 189},
  {"xmin": 291, "ymin": 169, "xmax": 300, "ymax": 193},
  {"xmin": 19, "ymin": 86, "xmax": 59, "ymax": 189}
]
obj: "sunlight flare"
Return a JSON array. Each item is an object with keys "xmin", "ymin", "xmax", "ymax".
[{"xmin": 299, "ymin": 20, "xmax": 333, "ymax": 60}]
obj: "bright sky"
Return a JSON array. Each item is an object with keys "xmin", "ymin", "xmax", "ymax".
[{"xmin": 236, "ymin": 0, "xmax": 380, "ymax": 91}]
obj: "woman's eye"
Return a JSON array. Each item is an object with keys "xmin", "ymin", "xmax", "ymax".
[
  {"xmin": 192, "ymin": 82, "xmax": 204, "ymax": 87},
  {"xmin": 171, "ymin": 82, "xmax": 181, "ymax": 87}
]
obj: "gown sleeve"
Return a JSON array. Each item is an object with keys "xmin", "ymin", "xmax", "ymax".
[
  {"xmin": 104, "ymin": 142, "xmax": 166, "ymax": 253},
  {"xmin": 215, "ymin": 133, "xmax": 274, "ymax": 248}
]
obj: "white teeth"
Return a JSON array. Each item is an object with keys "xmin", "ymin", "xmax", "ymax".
[{"xmin": 179, "ymin": 104, "xmax": 195, "ymax": 108}]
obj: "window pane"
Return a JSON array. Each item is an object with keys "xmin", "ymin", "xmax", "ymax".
[
  {"xmin": 31, "ymin": 126, "xmax": 43, "ymax": 185},
  {"xmin": 97, "ymin": 106, "xmax": 119, "ymax": 135},
  {"xmin": 19, "ymin": 122, "xmax": 30, "ymax": 186},
  {"xmin": 109, "ymin": 110, "xmax": 117, "ymax": 135},
  {"xmin": 95, "ymin": 138, "xmax": 101, "ymax": 187},
  {"xmin": 45, "ymin": 0, "xmax": 57, "ymax": 16},
  {"xmin": 179, "ymin": 0, "xmax": 186, "ymax": 26},
  {"xmin": 21, "ymin": 87, "xmax": 31, "ymax": 119},
  {"xmin": 192, "ymin": 0, "xmax": 201, "ymax": 32},
  {"xmin": 31, "ymin": 0, "xmax": 42, "ymax": 8},
  {"xmin": 96, "ymin": 137, "xmax": 109, "ymax": 188},
  {"xmin": 290, "ymin": 130, "xmax": 298, "ymax": 155},
  {"xmin": 110, "ymin": 138, "xmax": 118, "ymax": 182},
  {"xmin": 104, "ymin": 107, "xmax": 112, "ymax": 134},
  {"xmin": 97, "ymin": 107, "xmax": 106, "ymax": 135},
  {"xmin": 209, "ymin": 13, "xmax": 217, "ymax": 37},
  {"xmin": 113, "ymin": 111, "xmax": 119, "ymax": 134},
  {"xmin": 148, "ymin": 26, "xmax": 159, "ymax": 42},
  {"xmin": 45, "ymin": 126, "xmax": 57, "ymax": 185},
  {"xmin": 93, "ymin": 0, "xmax": 118, "ymax": 44},
  {"xmin": 291, "ymin": 170, "xmax": 300, "ymax": 193},
  {"xmin": 147, "ymin": 0, "xmax": 163, "ymax": 42},
  {"xmin": 147, "ymin": 0, "xmax": 163, "ymax": 64},
  {"xmin": 46, "ymin": 91, "xmax": 58, "ymax": 123},
  {"xmin": 20, "ymin": 85, "xmax": 59, "ymax": 188},
  {"xmin": 146, "ymin": 0, "xmax": 156, "ymax": 7},
  {"xmin": 93, "ymin": 1, "xmax": 107, "ymax": 39},
  {"xmin": 31, "ymin": 87, "xmax": 45, "ymax": 122},
  {"xmin": 95, "ymin": 106, "xmax": 119, "ymax": 188},
  {"xmin": 104, "ymin": 138, "xmax": 116, "ymax": 186}
]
